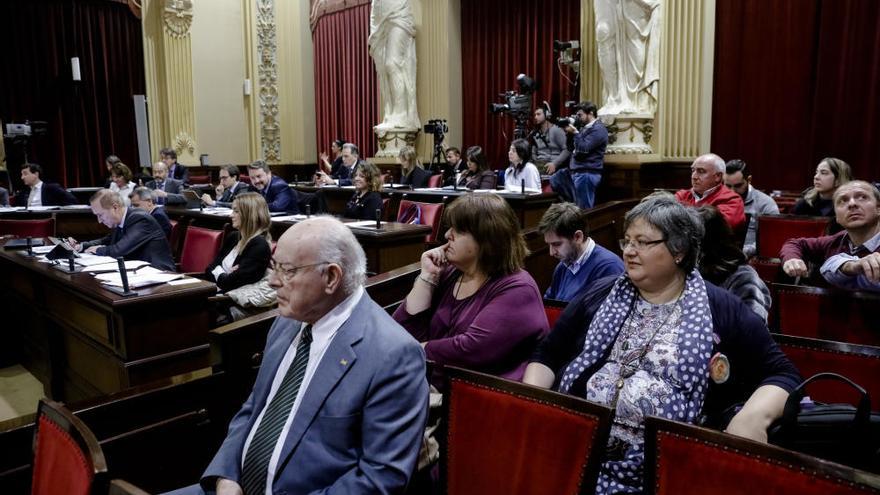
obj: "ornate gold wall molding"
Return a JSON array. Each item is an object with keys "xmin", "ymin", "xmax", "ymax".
[
  {"xmin": 256, "ymin": 0, "xmax": 281, "ymax": 162},
  {"xmin": 163, "ymin": 0, "xmax": 193, "ymax": 38}
]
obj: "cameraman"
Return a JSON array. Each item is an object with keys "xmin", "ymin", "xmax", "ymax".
[
  {"xmin": 563, "ymin": 101, "xmax": 607, "ymax": 209},
  {"xmin": 531, "ymin": 107, "xmax": 570, "ymax": 175}
]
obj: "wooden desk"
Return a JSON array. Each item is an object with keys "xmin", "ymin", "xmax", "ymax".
[
  {"xmin": 292, "ymin": 184, "xmax": 558, "ymax": 229},
  {"xmin": 0, "ymin": 246, "xmax": 217, "ymax": 402},
  {"xmin": 0, "ymin": 207, "xmax": 110, "ymax": 240},
  {"xmin": 165, "ymin": 208, "xmax": 431, "ymax": 275}
]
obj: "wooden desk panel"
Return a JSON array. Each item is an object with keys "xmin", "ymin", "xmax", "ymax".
[
  {"xmin": 0, "ymin": 247, "xmax": 217, "ymax": 402},
  {"xmin": 0, "ymin": 208, "xmax": 110, "ymax": 240}
]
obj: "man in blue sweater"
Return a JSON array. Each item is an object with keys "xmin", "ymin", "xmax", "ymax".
[
  {"xmin": 564, "ymin": 101, "xmax": 608, "ymax": 209},
  {"xmin": 539, "ymin": 202, "xmax": 624, "ymax": 302}
]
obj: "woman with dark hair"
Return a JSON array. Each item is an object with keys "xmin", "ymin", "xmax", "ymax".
[
  {"xmin": 103, "ymin": 154, "xmax": 122, "ymax": 188},
  {"xmin": 792, "ymin": 157, "xmax": 852, "ymax": 218},
  {"xmin": 504, "ymin": 138, "xmax": 541, "ymax": 191},
  {"xmin": 108, "ymin": 163, "xmax": 135, "ymax": 206},
  {"xmin": 697, "ymin": 205, "xmax": 771, "ymax": 322},
  {"xmin": 319, "ymin": 139, "xmax": 346, "ymax": 176},
  {"xmin": 457, "ymin": 146, "xmax": 497, "ymax": 190},
  {"xmin": 398, "ymin": 145, "xmax": 430, "ymax": 188},
  {"xmin": 524, "ymin": 195, "xmax": 800, "ymax": 494},
  {"xmin": 393, "ymin": 194, "xmax": 549, "ymax": 380},
  {"xmin": 343, "ymin": 162, "xmax": 384, "ymax": 220}
]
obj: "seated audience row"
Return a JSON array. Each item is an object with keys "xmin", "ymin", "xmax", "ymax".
[
  {"xmin": 722, "ymin": 159, "xmax": 779, "ymax": 257},
  {"xmin": 16, "ymin": 162, "xmax": 77, "ymax": 207}
]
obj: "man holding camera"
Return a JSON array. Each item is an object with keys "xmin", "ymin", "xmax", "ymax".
[
  {"xmin": 531, "ymin": 106, "xmax": 570, "ymax": 175},
  {"xmin": 563, "ymin": 101, "xmax": 607, "ymax": 209}
]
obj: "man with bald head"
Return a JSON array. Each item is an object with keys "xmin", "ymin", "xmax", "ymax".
[
  {"xmin": 780, "ymin": 180, "xmax": 880, "ymax": 288},
  {"xmin": 675, "ymin": 153, "xmax": 746, "ymax": 230},
  {"xmin": 195, "ymin": 217, "xmax": 428, "ymax": 495},
  {"xmin": 145, "ymin": 161, "xmax": 187, "ymax": 206}
]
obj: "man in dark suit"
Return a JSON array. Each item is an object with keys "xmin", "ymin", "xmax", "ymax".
[
  {"xmin": 145, "ymin": 161, "xmax": 187, "ymax": 206},
  {"xmin": 201, "ymin": 164, "xmax": 251, "ymax": 208},
  {"xmin": 71, "ymin": 189, "xmax": 175, "ymax": 271},
  {"xmin": 315, "ymin": 142, "xmax": 359, "ymax": 186},
  {"xmin": 248, "ymin": 160, "xmax": 298, "ymax": 213},
  {"xmin": 129, "ymin": 186, "xmax": 173, "ymax": 238},
  {"xmin": 160, "ymin": 147, "xmax": 190, "ymax": 185},
  {"xmin": 15, "ymin": 163, "xmax": 77, "ymax": 207},
  {"xmin": 172, "ymin": 217, "xmax": 427, "ymax": 495}
]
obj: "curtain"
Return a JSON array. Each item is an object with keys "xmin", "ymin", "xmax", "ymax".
[
  {"xmin": 0, "ymin": 0, "xmax": 145, "ymax": 189},
  {"xmin": 712, "ymin": 0, "xmax": 880, "ymax": 191},
  {"xmin": 460, "ymin": 0, "xmax": 581, "ymax": 169},
  {"xmin": 312, "ymin": 4, "xmax": 379, "ymax": 161}
]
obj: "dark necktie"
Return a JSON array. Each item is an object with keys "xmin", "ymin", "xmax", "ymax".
[{"xmin": 241, "ymin": 325, "xmax": 313, "ymax": 494}]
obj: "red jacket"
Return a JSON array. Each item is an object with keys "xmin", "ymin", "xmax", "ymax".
[{"xmin": 675, "ymin": 186, "xmax": 746, "ymax": 231}]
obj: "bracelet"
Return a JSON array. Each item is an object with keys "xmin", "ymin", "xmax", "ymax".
[{"xmin": 418, "ymin": 275, "xmax": 438, "ymax": 288}]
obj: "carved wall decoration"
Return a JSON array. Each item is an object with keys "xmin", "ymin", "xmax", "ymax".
[
  {"xmin": 256, "ymin": 0, "xmax": 281, "ymax": 162},
  {"xmin": 163, "ymin": 0, "xmax": 193, "ymax": 38},
  {"xmin": 174, "ymin": 131, "xmax": 196, "ymax": 156}
]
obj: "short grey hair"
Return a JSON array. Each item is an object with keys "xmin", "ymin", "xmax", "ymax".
[
  {"xmin": 307, "ymin": 216, "xmax": 367, "ymax": 295},
  {"xmin": 694, "ymin": 153, "xmax": 725, "ymax": 174},
  {"xmin": 625, "ymin": 196, "xmax": 704, "ymax": 273},
  {"xmin": 342, "ymin": 143, "xmax": 360, "ymax": 157},
  {"xmin": 130, "ymin": 187, "xmax": 155, "ymax": 202}
]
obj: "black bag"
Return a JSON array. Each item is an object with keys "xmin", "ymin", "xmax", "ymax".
[{"xmin": 769, "ymin": 372, "xmax": 880, "ymax": 472}]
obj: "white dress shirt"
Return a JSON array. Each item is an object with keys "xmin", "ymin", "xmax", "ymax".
[
  {"xmin": 241, "ymin": 286, "xmax": 365, "ymax": 494},
  {"xmin": 27, "ymin": 180, "xmax": 43, "ymax": 207}
]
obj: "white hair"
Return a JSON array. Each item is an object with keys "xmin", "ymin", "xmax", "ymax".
[
  {"xmin": 695, "ymin": 153, "xmax": 725, "ymax": 174},
  {"xmin": 301, "ymin": 216, "xmax": 366, "ymax": 295}
]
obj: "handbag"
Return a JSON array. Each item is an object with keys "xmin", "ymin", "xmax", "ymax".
[{"xmin": 768, "ymin": 372, "xmax": 880, "ymax": 472}]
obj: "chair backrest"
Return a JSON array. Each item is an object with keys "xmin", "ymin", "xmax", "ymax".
[
  {"xmin": 238, "ymin": 174, "xmax": 251, "ymax": 184},
  {"xmin": 179, "ymin": 226, "xmax": 224, "ymax": 273},
  {"xmin": 773, "ymin": 283, "xmax": 880, "ymax": 345},
  {"xmin": 443, "ymin": 366, "xmax": 612, "ymax": 495},
  {"xmin": 0, "ymin": 218, "xmax": 55, "ymax": 238},
  {"xmin": 396, "ymin": 199, "xmax": 445, "ymax": 243},
  {"xmin": 427, "ymin": 174, "xmax": 443, "ymax": 188},
  {"xmin": 32, "ymin": 399, "xmax": 107, "ymax": 495},
  {"xmin": 773, "ymin": 333, "xmax": 880, "ymax": 406},
  {"xmin": 756, "ymin": 214, "xmax": 830, "ymax": 258},
  {"xmin": 543, "ymin": 298, "xmax": 568, "ymax": 328},
  {"xmin": 645, "ymin": 415, "xmax": 880, "ymax": 494},
  {"xmin": 748, "ymin": 256, "xmax": 782, "ymax": 285},
  {"xmin": 187, "ymin": 174, "xmax": 210, "ymax": 185}
]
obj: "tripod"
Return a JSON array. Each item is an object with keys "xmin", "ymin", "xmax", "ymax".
[{"xmin": 429, "ymin": 133, "xmax": 445, "ymax": 175}]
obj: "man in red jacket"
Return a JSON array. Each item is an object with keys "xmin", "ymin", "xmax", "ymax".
[{"xmin": 675, "ymin": 153, "xmax": 746, "ymax": 231}]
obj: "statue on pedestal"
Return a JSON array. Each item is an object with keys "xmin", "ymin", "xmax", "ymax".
[
  {"xmin": 594, "ymin": 0, "xmax": 662, "ymax": 117},
  {"xmin": 369, "ymin": 0, "xmax": 420, "ymax": 132}
]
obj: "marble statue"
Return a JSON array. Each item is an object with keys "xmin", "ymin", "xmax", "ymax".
[
  {"xmin": 594, "ymin": 0, "xmax": 662, "ymax": 116},
  {"xmin": 369, "ymin": 0, "xmax": 420, "ymax": 131}
]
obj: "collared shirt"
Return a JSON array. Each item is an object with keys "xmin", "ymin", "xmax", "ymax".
[
  {"xmin": 28, "ymin": 180, "xmax": 43, "ymax": 207},
  {"xmin": 564, "ymin": 238, "xmax": 596, "ymax": 276},
  {"xmin": 241, "ymin": 286, "xmax": 365, "ymax": 494},
  {"xmin": 692, "ymin": 184, "xmax": 721, "ymax": 203},
  {"xmin": 820, "ymin": 229, "xmax": 880, "ymax": 291},
  {"xmin": 117, "ymin": 207, "xmax": 128, "ymax": 230}
]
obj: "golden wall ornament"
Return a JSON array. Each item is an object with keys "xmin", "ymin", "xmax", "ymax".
[
  {"xmin": 174, "ymin": 131, "xmax": 196, "ymax": 156},
  {"xmin": 256, "ymin": 0, "xmax": 281, "ymax": 162},
  {"xmin": 163, "ymin": 0, "xmax": 193, "ymax": 38}
]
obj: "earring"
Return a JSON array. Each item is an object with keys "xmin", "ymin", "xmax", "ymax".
[{"xmin": 675, "ymin": 258, "xmax": 682, "ymax": 264}]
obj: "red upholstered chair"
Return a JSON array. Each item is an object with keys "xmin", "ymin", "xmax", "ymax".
[
  {"xmin": 427, "ymin": 174, "xmax": 443, "ymax": 188},
  {"xmin": 543, "ymin": 298, "xmax": 568, "ymax": 328},
  {"xmin": 178, "ymin": 226, "xmax": 224, "ymax": 273},
  {"xmin": 0, "ymin": 218, "xmax": 55, "ymax": 238},
  {"xmin": 31, "ymin": 399, "xmax": 107, "ymax": 495},
  {"xmin": 442, "ymin": 366, "xmax": 612, "ymax": 495},
  {"xmin": 238, "ymin": 174, "xmax": 251, "ymax": 184},
  {"xmin": 187, "ymin": 174, "xmax": 211, "ymax": 185},
  {"xmin": 748, "ymin": 256, "xmax": 783, "ymax": 285},
  {"xmin": 644, "ymin": 415, "xmax": 880, "ymax": 494},
  {"xmin": 773, "ymin": 333, "xmax": 880, "ymax": 407},
  {"xmin": 773, "ymin": 283, "xmax": 880, "ymax": 345},
  {"xmin": 396, "ymin": 199, "xmax": 445, "ymax": 243},
  {"xmin": 756, "ymin": 214, "xmax": 831, "ymax": 258}
]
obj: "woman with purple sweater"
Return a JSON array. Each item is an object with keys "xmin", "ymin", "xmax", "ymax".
[{"xmin": 393, "ymin": 194, "xmax": 549, "ymax": 381}]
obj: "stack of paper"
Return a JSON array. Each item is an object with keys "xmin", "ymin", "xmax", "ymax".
[
  {"xmin": 83, "ymin": 260, "xmax": 151, "ymax": 273},
  {"xmin": 94, "ymin": 271, "xmax": 184, "ymax": 288}
]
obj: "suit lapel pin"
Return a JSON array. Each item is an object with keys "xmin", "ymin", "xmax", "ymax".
[{"xmin": 340, "ymin": 359, "xmax": 348, "ymax": 366}]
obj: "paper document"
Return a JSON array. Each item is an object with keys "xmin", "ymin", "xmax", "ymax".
[
  {"xmin": 23, "ymin": 206, "xmax": 59, "ymax": 211},
  {"xmin": 59, "ymin": 205, "xmax": 92, "ymax": 210},
  {"xmin": 83, "ymin": 260, "xmax": 151, "ymax": 273},
  {"xmin": 74, "ymin": 253, "xmax": 118, "ymax": 266},
  {"xmin": 0, "ymin": 207, "xmax": 26, "ymax": 212},
  {"xmin": 272, "ymin": 214, "xmax": 308, "ymax": 222},
  {"xmin": 31, "ymin": 246, "xmax": 57, "ymax": 254},
  {"xmin": 201, "ymin": 207, "xmax": 233, "ymax": 216},
  {"xmin": 95, "ymin": 271, "xmax": 183, "ymax": 288},
  {"xmin": 345, "ymin": 220, "xmax": 386, "ymax": 229}
]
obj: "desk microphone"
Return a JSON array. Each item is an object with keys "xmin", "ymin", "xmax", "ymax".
[
  {"xmin": 521, "ymin": 179, "xmax": 525, "ymax": 195},
  {"xmin": 375, "ymin": 208, "xmax": 381, "ymax": 229},
  {"xmin": 306, "ymin": 204, "xmax": 311, "ymax": 218},
  {"xmin": 26, "ymin": 237, "xmax": 33, "ymax": 257},
  {"xmin": 112, "ymin": 256, "xmax": 138, "ymax": 297},
  {"xmin": 68, "ymin": 251, "xmax": 76, "ymax": 272}
]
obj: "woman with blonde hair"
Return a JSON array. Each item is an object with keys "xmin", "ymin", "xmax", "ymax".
[
  {"xmin": 398, "ymin": 145, "xmax": 430, "ymax": 188},
  {"xmin": 204, "ymin": 192, "xmax": 272, "ymax": 293},
  {"xmin": 792, "ymin": 157, "xmax": 852, "ymax": 219}
]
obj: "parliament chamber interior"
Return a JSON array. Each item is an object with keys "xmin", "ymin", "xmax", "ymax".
[{"xmin": 1, "ymin": 0, "xmax": 880, "ymax": 493}]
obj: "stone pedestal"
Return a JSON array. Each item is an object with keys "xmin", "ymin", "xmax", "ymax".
[
  {"xmin": 374, "ymin": 127, "xmax": 419, "ymax": 158},
  {"xmin": 600, "ymin": 113, "xmax": 655, "ymax": 155}
]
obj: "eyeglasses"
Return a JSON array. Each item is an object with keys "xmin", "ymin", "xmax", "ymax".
[
  {"xmin": 619, "ymin": 238, "xmax": 665, "ymax": 252},
  {"xmin": 270, "ymin": 260, "xmax": 328, "ymax": 282}
]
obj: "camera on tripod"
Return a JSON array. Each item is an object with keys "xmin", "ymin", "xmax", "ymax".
[
  {"xmin": 554, "ymin": 101, "xmax": 583, "ymax": 130},
  {"xmin": 489, "ymin": 74, "xmax": 538, "ymax": 139},
  {"xmin": 423, "ymin": 119, "xmax": 448, "ymax": 140}
]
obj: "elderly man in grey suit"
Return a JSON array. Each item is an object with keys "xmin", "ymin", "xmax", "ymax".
[
  {"xmin": 169, "ymin": 216, "xmax": 428, "ymax": 495},
  {"xmin": 146, "ymin": 161, "xmax": 187, "ymax": 206}
]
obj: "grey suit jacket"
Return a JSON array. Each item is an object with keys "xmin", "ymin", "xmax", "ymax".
[
  {"xmin": 201, "ymin": 293, "xmax": 428, "ymax": 494},
  {"xmin": 146, "ymin": 178, "xmax": 187, "ymax": 206}
]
